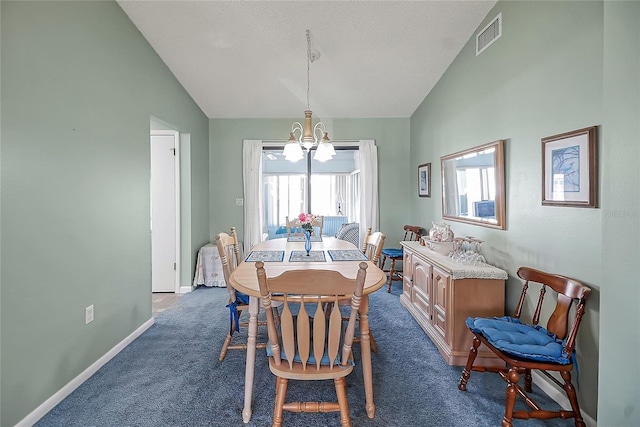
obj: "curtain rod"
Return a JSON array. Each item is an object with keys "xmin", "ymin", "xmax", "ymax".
[{"xmin": 260, "ymin": 140, "xmax": 361, "ymax": 144}]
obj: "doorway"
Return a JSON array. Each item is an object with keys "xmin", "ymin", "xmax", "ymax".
[{"xmin": 150, "ymin": 130, "xmax": 180, "ymax": 293}]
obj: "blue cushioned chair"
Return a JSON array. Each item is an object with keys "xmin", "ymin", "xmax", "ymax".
[
  {"xmin": 458, "ymin": 267, "xmax": 591, "ymax": 427},
  {"xmin": 255, "ymin": 261, "xmax": 368, "ymax": 426},
  {"xmin": 379, "ymin": 225, "xmax": 423, "ymax": 292}
]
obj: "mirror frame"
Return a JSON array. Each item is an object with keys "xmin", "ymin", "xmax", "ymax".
[{"xmin": 440, "ymin": 139, "xmax": 506, "ymax": 230}]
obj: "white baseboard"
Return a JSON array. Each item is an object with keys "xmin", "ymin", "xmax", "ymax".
[
  {"xmin": 16, "ymin": 318, "xmax": 155, "ymax": 427},
  {"xmin": 179, "ymin": 284, "xmax": 193, "ymax": 294},
  {"xmin": 531, "ymin": 371, "xmax": 597, "ymax": 427}
]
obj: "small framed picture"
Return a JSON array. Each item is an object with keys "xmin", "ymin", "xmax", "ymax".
[
  {"xmin": 542, "ymin": 126, "xmax": 598, "ymax": 208},
  {"xmin": 418, "ymin": 163, "xmax": 431, "ymax": 198}
]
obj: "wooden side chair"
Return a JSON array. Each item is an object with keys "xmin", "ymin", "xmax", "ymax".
[
  {"xmin": 285, "ymin": 216, "xmax": 302, "ymax": 237},
  {"xmin": 311, "ymin": 215, "xmax": 324, "ymax": 236},
  {"xmin": 458, "ymin": 267, "xmax": 591, "ymax": 427},
  {"xmin": 256, "ymin": 261, "xmax": 368, "ymax": 427},
  {"xmin": 215, "ymin": 227, "xmax": 267, "ymax": 361},
  {"xmin": 360, "ymin": 227, "xmax": 386, "ymax": 264},
  {"xmin": 354, "ymin": 227, "xmax": 386, "ymax": 353},
  {"xmin": 379, "ymin": 225, "xmax": 424, "ymax": 292},
  {"xmin": 285, "ymin": 215, "xmax": 323, "ymax": 237}
]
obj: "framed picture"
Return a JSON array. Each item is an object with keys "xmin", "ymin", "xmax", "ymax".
[
  {"xmin": 542, "ymin": 126, "xmax": 598, "ymax": 208},
  {"xmin": 418, "ymin": 163, "xmax": 431, "ymax": 197}
]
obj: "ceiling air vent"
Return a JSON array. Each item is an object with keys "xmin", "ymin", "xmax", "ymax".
[{"xmin": 476, "ymin": 12, "xmax": 502, "ymax": 56}]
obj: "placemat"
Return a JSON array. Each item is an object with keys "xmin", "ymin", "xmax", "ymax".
[
  {"xmin": 245, "ymin": 250, "xmax": 285, "ymax": 262},
  {"xmin": 327, "ymin": 249, "xmax": 368, "ymax": 261},
  {"xmin": 287, "ymin": 235, "xmax": 323, "ymax": 242},
  {"xmin": 289, "ymin": 250, "xmax": 326, "ymax": 262}
]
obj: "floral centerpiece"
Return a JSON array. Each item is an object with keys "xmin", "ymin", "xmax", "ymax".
[
  {"xmin": 298, "ymin": 212, "xmax": 317, "ymax": 233},
  {"xmin": 298, "ymin": 213, "xmax": 317, "ymax": 255}
]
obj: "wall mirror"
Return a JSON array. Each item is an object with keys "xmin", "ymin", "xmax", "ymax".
[{"xmin": 441, "ymin": 140, "xmax": 506, "ymax": 229}]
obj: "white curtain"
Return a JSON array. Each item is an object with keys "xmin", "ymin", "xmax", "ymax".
[
  {"xmin": 358, "ymin": 140, "xmax": 379, "ymax": 246},
  {"xmin": 242, "ymin": 140, "xmax": 263, "ymax": 252}
]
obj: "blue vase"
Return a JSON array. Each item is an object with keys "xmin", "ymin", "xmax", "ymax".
[{"xmin": 304, "ymin": 230, "xmax": 312, "ymax": 255}]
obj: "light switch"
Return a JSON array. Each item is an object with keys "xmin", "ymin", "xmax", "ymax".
[{"xmin": 235, "ymin": 198, "xmax": 244, "ymax": 206}]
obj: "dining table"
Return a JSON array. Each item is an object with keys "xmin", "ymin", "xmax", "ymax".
[{"xmin": 229, "ymin": 236, "xmax": 386, "ymax": 423}]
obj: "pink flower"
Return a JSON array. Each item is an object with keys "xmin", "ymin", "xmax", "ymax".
[{"xmin": 298, "ymin": 212, "xmax": 317, "ymax": 231}]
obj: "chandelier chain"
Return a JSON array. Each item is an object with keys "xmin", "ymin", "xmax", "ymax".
[{"xmin": 306, "ymin": 29, "xmax": 311, "ymax": 110}]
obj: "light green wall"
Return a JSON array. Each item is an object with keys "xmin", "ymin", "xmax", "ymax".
[
  {"xmin": 0, "ymin": 1, "xmax": 209, "ymax": 426},
  {"xmin": 411, "ymin": 1, "xmax": 639, "ymax": 424},
  {"xmin": 599, "ymin": 1, "xmax": 640, "ymax": 425},
  {"xmin": 209, "ymin": 118, "xmax": 411, "ymax": 247}
]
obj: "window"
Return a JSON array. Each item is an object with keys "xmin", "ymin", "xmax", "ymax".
[{"xmin": 262, "ymin": 147, "xmax": 359, "ymax": 239}]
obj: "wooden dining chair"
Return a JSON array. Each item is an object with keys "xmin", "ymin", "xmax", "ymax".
[
  {"xmin": 458, "ymin": 267, "xmax": 591, "ymax": 427},
  {"xmin": 360, "ymin": 227, "xmax": 386, "ymax": 264},
  {"xmin": 215, "ymin": 227, "xmax": 267, "ymax": 361},
  {"xmin": 256, "ymin": 261, "xmax": 368, "ymax": 427},
  {"xmin": 354, "ymin": 227, "xmax": 386, "ymax": 353},
  {"xmin": 286, "ymin": 215, "xmax": 323, "ymax": 237},
  {"xmin": 311, "ymin": 215, "xmax": 324, "ymax": 236},
  {"xmin": 379, "ymin": 225, "xmax": 424, "ymax": 292},
  {"xmin": 284, "ymin": 216, "xmax": 302, "ymax": 237}
]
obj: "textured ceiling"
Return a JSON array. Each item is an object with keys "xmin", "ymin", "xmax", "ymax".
[{"xmin": 117, "ymin": 1, "xmax": 497, "ymax": 119}]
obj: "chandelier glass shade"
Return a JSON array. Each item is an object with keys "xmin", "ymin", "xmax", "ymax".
[{"xmin": 284, "ymin": 30, "xmax": 336, "ymax": 162}]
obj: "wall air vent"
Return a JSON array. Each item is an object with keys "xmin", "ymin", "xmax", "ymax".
[{"xmin": 476, "ymin": 12, "xmax": 502, "ymax": 56}]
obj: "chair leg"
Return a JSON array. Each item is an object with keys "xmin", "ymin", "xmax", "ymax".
[
  {"xmin": 380, "ymin": 255, "xmax": 387, "ymax": 272},
  {"xmin": 369, "ymin": 328, "xmax": 378, "ymax": 353},
  {"xmin": 386, "ymin": 258, "xmax": 396, "ymax": 293},
  {"xmin": 334, "ymin": 377, "xmax": 352, "ymax": 427},
  {"xmin": 272, "ymin": 376, "xmax": 288, "ymax": 427},
  {"xmin": 502, "ymin": 367, "xmax": 519, "ymax": 427},
  {"xmin": 524, "ymin": 368, "xmax": 532, "ymax": 393},
  {"xmin": 561, "ymin": 370, "xmax": 586, "ymax": 427},
  {"xmin": 218, "ymin": 333, "xmax": 233, "ymax": 361},
  {"xmin": 458, "ymin": 335, "xmax": 481, "ymax": 391}
]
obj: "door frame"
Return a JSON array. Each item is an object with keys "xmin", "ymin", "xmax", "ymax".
[{"xmin": 151, "ymin": 129, "xmax": 181, "ymax": 293}]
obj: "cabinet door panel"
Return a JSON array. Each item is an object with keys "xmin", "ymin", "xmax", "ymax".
[
  {"xmin": 412, "ymin": 259, "xmax": 432, "ymax": 320},
  {"xmin": 413, "ymin": 287, "xmax": 431, "ymax": 317},
  {"xmin": 402, "ymin": 252, "xmax": 413, "ymax": 297},
  {"xmin": 413, "ymin": 261, "xmax": 431, "ymax": 295},
  {"xmin": 432, "ymin": 267, "xmax": 450, "ymax": 340}
]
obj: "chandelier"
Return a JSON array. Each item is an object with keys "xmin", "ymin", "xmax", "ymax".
[{"xmin": 283, "ymin": 30, "xmax": 336, "ymax": 162}]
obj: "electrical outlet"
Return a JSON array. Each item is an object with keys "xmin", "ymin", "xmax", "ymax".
[
  {"xmin": 85, "ymin": 305, "xmax": 94, "ymax": 324},
  {"xmin": 235, "ymin": 198, "xmax": 244, "ymax": 206}
]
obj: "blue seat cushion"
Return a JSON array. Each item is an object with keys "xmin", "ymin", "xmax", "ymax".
[
  {"xmin": 381, "ymin": 248, "xmax": 403, "ymax": 258},
  {"xmin": 235, "ymin": 291, "xmax": 249, "ymax": 305},
  {"xmin": 226, "ymin": 292, "xmax": 250, "ymax": 332},
  {"xmin": 466, "ymin": 316, "xmax": 571, "ymax": 365}
]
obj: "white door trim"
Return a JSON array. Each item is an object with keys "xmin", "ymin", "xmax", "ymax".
[{"xmin": 151, "ymin": 130, "xmax": 181, "ymax": 293}]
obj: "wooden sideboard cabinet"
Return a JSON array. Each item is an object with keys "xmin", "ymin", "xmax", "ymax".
[{"xmin": 399, "ymin": 241, "xmax": 508, "ymax": 366}]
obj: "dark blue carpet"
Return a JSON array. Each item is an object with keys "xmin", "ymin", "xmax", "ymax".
[{"xmin": 36, "ymin": 285, "xmax": 570, "ymax": 426}]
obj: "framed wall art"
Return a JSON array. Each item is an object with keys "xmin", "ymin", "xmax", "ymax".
[
  {"xmin": 418, "ymin": 163, "xmax": 431, "ymax": 197},
  {"xmin": 542, "ymin": 125, "xmax": 598, "ymax": 208}
]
